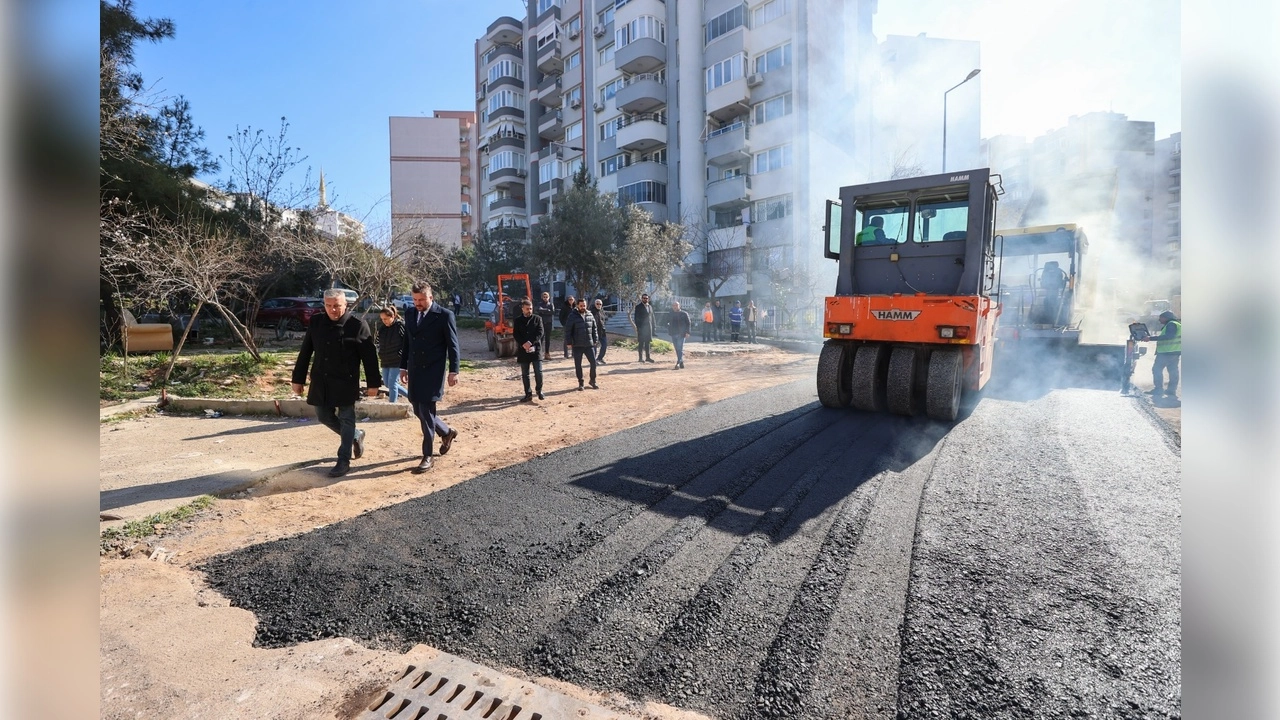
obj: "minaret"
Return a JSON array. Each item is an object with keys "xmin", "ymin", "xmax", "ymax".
[{"xmin": 318, "ymin": 168, "xmax": 328, "ymax": 208}]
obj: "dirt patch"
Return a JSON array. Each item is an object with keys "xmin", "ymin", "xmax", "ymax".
[{"xmin": 100, "ymin": 326, "xmax": 814, "ymax": 719}]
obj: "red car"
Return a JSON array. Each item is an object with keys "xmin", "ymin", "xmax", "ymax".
[{"xmin": 255, "ymin": 297, "xmax": 324, "ymax": 332}]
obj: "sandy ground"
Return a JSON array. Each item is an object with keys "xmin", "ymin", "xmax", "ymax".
[{"xmin": 100, "ymin": 328, "xmax": 814, "ymax": 720}]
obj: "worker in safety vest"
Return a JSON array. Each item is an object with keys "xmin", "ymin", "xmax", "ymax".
[
  {"xmin": 1143, "ymin": 310, "xmax": 1181, "ymax": 402},
  {"xmin": 855, "ymin": 216, "xmax": 888, "ymax": 245}
]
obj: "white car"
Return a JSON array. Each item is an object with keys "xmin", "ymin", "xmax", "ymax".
[
  {"xmin": 392, "ymin": 294, "xmax": 414, "ymax": 312},
  {"xmin": 476, "ymin": 291, "xmax": 497, "ymax": 316}
]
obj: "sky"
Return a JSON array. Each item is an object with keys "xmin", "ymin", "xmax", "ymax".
[{"xmin": 129, "ymin": 0, "xmax": 1181, "ymax": 233}]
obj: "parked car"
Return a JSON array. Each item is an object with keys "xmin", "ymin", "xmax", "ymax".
[
  {"xmin": 392, "ymin": 294, "xmax": 414, "ymax": 312},
  {"xmin": 255, "ymin": 297, "xmax": 325, "ymax": 332},
  {"xmin": 475, "ymin": 291, "xmax": 497, "ymax": 316}
]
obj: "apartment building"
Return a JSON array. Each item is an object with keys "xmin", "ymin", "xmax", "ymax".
[
  {"xmin": 475, "ymin": 1, "xmax": 977, "ymax": 308},
  {"xmin": 1151, "ymin": 132, "xmax": 1180, "ymax": 273},
  {"xmin": 389, "ymin": 112, "xmax": 478, "ymax": 259}
]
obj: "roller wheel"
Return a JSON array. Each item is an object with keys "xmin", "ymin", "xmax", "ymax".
[
  {"xmin": 816, "ymin": 342, "xmax": 852, "ymax": 408},
  {"xmin": 850, "ymin": 344, "xmax": 890, "ymax": 412},
  {"xmin": 886, "ymin": 346, "xmax": 918, "ymax": 416},
  {"xmin": 487, "ymin": 328, "xmax": 496, "ymax": 352},
  {"xmin": 926, "ymin": 349, "xmax": 964, "ymax": 421}
]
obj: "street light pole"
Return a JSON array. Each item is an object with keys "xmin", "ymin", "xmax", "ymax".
[{"xmin": 942, "ymin": 68, "xmax": 981, "ymax": 172}]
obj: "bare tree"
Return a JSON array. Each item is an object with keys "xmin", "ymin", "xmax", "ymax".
[
  {"xmin": 616, "ymin": 206, "xmax": 692, "ymax": 301},
  {"xmin": 680, "ymin": 205, "xmax": 745, "ymax": 299},
  {"xmin": 890, "ymin": 146, "xmax": 926, "ymax": 179}
]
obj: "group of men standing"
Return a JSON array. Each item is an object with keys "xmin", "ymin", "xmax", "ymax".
[{"xmin": 700, "ymin": 299, "xmax": 759, "ymax": 343}]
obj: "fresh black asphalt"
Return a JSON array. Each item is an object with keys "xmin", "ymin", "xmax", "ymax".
[{"xmin": 201, "ymin": 378, "xmax": 1181, "ymax": 719}]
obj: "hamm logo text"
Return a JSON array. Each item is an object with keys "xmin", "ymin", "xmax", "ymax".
[{"xmin": 871, "ymin": 309, "xmax": 921, "ymax": 321}]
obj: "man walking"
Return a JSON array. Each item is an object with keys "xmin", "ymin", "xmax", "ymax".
[
  {"xmin": 745, "ymin": 300, "xmax": 758, "ymax": 343},
  {"xmin": 400, "ymin": 281, "xmax": 461, "ymax": 473},
  {"xmin": 291, "ymin": 289, "xmax": 381, "ymax": 478},
  {"xmin": 631, "ymin": 293, "xmax": 656, "ymax": 363},
  {"xmin": 1144, "ymin": 310, "xmax": 1181, "ymax": 404},
  {"xmin": 565, "ymin": 297, "xmax": 599, "ymax": 390},
  {"xmin": 590, "ymin": 298, "xmax": 610, "ymax": 364},
  {"xmin": 535, "ymin": 291, "xmax": 556, "ymax": 361},
  {"xmin": 701, "ymin": 302, "xmax": 715, "ymax": 343},
  {"xmin": 667, "ymin": 301, "xmax": 691, "ymax": 369},
  {"xmin": 513, "ymin": 298, "xmax": 545, "ymax": 402},
  {"xmin": 729, "ymin": 300, "xmax": 744, "ymax": 342}
]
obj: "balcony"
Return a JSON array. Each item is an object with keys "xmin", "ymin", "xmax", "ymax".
[
  {"xmin": 538, "ymin": 75, "xmax": 563, "ymax": 107},
  {"xmin": 489, "ymin": 167, "xmax": 527, "ymax": 188},
  {"xmin": 615, "ymin": 73, "xmax": 666, "ymax": 113},
  {"xmin": 615, "ymin": 38, "xmax": 666, "ymax": 74},
  {"xmin": 616, "ymin": 160, "xmax": 668, "ymax": 188},
  {"xmin": 488, "ymin": 104, "xmax": 525, "ymax": 122},
  {"xmin": 633, "ymin": 202, "xmax": 668, "ymax": 223},
  {"xmin": 488, "ymin": 196, "xmax": 525, "ymax": 211},
  {"xmin": 705, "ymin": 122, "xmax": 749, "ymax": 166},
  {"xmin": 538, "ymin": 177, "xmax": 563, "ymax": 200},
  {"xmin": 706, "ymin": 76, "xmax": 750, "ymax": 122},
  {"xmin": 537, "ymin": 39, "xmax": 563, "ymax": 74},
  {"xmin": 616, "ymin": 113, "xmax": 666, "ymax": 151},
  {"xmin": 485, "ymin": 16, "xmax": 523, "ymax": 45},
  {"xmin": 537, "ymin": 109, "xmax": 563, "ymax": 140},
  {"xmin": 706, "ymin": 174, "xmax": 750, "ymax": 210},
  {"xmin": 485, "ymin": 131, "xmax": 526, "ymax": 153},
  {"xmin": 481, "ymin": 42, "xmax": 522, "ymax": 66}
]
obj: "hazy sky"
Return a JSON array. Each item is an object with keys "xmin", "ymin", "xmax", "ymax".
[{"xmin": 129, "ymin": 0, "xmax": 1180, "ymax": 230}]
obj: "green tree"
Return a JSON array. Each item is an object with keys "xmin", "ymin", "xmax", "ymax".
[{"xmin": 471, "ymin": 224, "xmax": 529, "ymax": 282}]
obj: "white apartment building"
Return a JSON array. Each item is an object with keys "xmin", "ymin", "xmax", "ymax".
[
  {"xmin": 475, "ymin": 0, "xmax": 980, "ymax": 308},
  {"xmin": 389, "ymin": 112, "xmax": 478, "ymax": 259}
]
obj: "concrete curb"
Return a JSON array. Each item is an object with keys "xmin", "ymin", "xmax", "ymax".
[{"xmin": 165, "ymin": 397, "xmax": 411, "ymax": 419}]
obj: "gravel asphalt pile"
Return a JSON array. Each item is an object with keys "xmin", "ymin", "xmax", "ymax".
[{"xmin": 201, "ymin": 378, "xmax": 1180, "ymax": 719}]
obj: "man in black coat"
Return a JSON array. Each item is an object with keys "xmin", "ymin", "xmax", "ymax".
[
  {"xmin": 291, "ymin": 289, "xmax": 381, "ymax": 478},
  {"xmin": 564, "ymin": 297, "xmax": 599, "ymax": 390},
  {"xmin": 535, "ymin": 291, "xmax": 556, "ymax": 361},
  {"xmin": 590, "ymin": 298, "xmax": 610, "ymax": 364},
  {"xmin": 559, "ymin": 295, "xmax": 576, "ymax": 358},
  {"xmin": 399, "ymin": 281, "xmax": 461, "ymax": 473},
  {"xmin": 631, "ymin": 293, "xmax": 656, "ymax": 363},
  {"xmin": 667, "ymin": 301, "xmax": 691, "ymax": 370},
  {"xmin": 512, "ymin": 298, "xmax": 545, "ymax": 402}
]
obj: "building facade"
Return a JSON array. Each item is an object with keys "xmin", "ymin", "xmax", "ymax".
[
  {"xmin": 1151, "ymin": 132, "xmax": 1180, "ymax": 274},
  {"xmin": 389, "ymin": 112, "xmax": 478, "ymax": 258},
  {"xmin": 474, "ymin": 1, "xmax": 979, "ymax": 313}
]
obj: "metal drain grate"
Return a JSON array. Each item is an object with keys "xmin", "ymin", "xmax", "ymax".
[{"xmin": 358, "ymin": 650, "xmax": 639, "ymax": 720}]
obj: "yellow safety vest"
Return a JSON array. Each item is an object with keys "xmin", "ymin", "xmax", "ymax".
[{"xmin": 1155, "ymin": 320, "xmax": 1181, "ymax": 354}]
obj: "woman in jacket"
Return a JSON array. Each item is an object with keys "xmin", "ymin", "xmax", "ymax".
[{"xmin": 377, "ymin": 306, "xmax": 411, "ymax": 402}]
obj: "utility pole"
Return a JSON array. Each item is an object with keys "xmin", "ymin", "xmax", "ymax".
[{"xmin": 942, "ymin": 69, "xmax": 981, "ymax": 172}]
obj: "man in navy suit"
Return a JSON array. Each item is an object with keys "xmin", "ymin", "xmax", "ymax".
[{"xmin": 399, "ymin": 281, "xmax": 461, "ymax": 473}]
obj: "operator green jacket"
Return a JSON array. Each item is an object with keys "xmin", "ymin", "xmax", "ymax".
[{"xmin": 1154, "ymin": 320, "xmax": 1181, "ymax": 354}]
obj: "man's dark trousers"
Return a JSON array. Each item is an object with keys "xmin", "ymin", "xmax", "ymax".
[
  {"xmin": 519, "ymin": 356, "xmax": 543, "ymax": 396},
  {"xmin": 637, "ymin": 331, "xmax": 653, "ymax": 361},
  {"xmin": 596, "ymin": 329, "xmax": 608, "ymax": 362},
  {"xmin": 573, "ymin": 347, "xmax": 598, "ymax": 385},
  {"xmin": 411, "ymin": 398, "xmax": 452, "ymax": 457},
  {"xmin": 315, "ymin": 405, "xmax": 357, "ymax": 462}
]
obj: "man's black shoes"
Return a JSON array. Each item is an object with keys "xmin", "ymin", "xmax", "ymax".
[
  {"xmin": 352, "ymin": 429, "xmax": 366, "ymax": 460},
  {"xmin": 439, "ymin": 428, "xmax": 458, "ymax": 455},
  {"xmin": 412, "ymin": 456, "xmax": 433, "ymax": 474},
  {"xmin": 328, "ymin": 461, "xmax": 351, "ymax": 478},
  {"xmin": 589, "ymin": 382, "xmax": 599, "ymax": 389},
  {"xmin": 520, "ymin": 394, "xmax": 533, "ymax": 403},
  {"xmin": 537, "ymin": 392, "xmax": 545, "ymax": 400}
]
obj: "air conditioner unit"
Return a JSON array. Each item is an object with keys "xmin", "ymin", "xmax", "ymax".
[
  {"xmin": 593, "ymin": 25, "xmax": 606, "ymax": 37},
  {"xmin": 593, "ymin": 101, "xmax": 605, "ymax": 112},
  {"xmin": 568, "ymin": 28, "xmax": 580, "ymax": 39},
  {"xmin": 569, "ymin": 99, "xmax": 582, "ymax": 109},
  {"xmin": 747, "ymin": 74, "xmax": 763, "ymax": 87},
  {"xmin": 476, "ymin": 89, "xmax": 486, "ymax": 99}
]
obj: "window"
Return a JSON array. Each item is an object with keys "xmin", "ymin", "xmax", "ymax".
[
  {"xmin": 753, "ymin": 43, "xmax": 791, "ymax": 74},
  {"xmin": 566, "ymin": 156, "xmax": 585, "ymax": 176},
  {"xmin": 488, "ymin": 89, "xmax": 525, "ymax": 114},
  {"xmin": 614, "ymin": 0, "xmax": 631, "ymax": 8},
  {"xmin": 565, "ymin": 51, "xmax": 581, "ymax": 71},
  {"xmin": 616, "ymin": 15, "xmax": 665, "ymax": 48},
  {"xmin": 710, "ymin": 209, "xmax": 743, "ymax": 228},
  {"xmin": 752, "ymin": 194, "xmax": 792, "ymax": 222},
  {"xmin": 564, "ymin": 16, "xmax": 581, "ymax": 35},
  {"xmin": 489, "ymin": 150, "xmax": 526, "ymax": 173},
  {"xmin": 565, "ymin": 85, "xmax": 583, "ymax": 107},
  {"xmin": 754, "ymin": 144, "xmax": 792, "ymax": 174},
  {"xmin": 600, "ymin": 77, "xmax": 624, "ymax": 102},
  {"xmin": 751, "ymin": 0, "xmax": 788, "ymax": 26},
  {"xmin": 706, "ymin": 54, "xmax": 746, "ymax": 91},
  {"xmin": 596, "ymin": 5, "xmax": 614, "ymax": 25},
  {"xmin": 753, "ymin": 93, "xmax": 792, "ymax": 124},
  {"xmin": 565, "ymin": 121, "xmax": 582, "ymax": 143},
  {"xmin": 537, "ymin": 28, "xmax": 558, "ymax": 49},
  {"xmin": 642, "ymin": 148, "xmax": 667, "ymax": 164},
  {"xmin": 913, "ymin": 196, "xmax": 969, "ymax": 243},
  {"xmin": 599, "ymin": 115, "xmax": 625, "ymax": 140},
  {"xmin": 539, "ymin": 159, "xmax": 561, "ymax": 183},
  {"xmin": 461, "ymin": 202, "xmax": 472, "ymax": 216},
  {"xmin": 705, "ymin": 4, "xmax": 746, "ymax": 44},
  {"xmin": 487, "ymin": 59, "xmax": 524, "ymax": 85},
  {"xmin": 600, "ymin": 153, "xmax": 631, "ymax": 176},
  {"xmin": 708, "ymin": 247, "xmax": 745, "ymax": 274},
  {"xmin": 854, "ymin": 202, "xmax": 909, "ymax": 244},
  {"xmin": 598, "ymin": 43, "xmax": 615, "ymax": 66},
  {"xmin": 537, "ymin": 0, "xmax": 560, "ymax": 15},
  {"xmin": 618, "ymin": 180, "xmax": 668, "ymax": 205}
]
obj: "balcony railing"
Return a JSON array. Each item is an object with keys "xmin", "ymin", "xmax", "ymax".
[
  {"xmin": 707, "ymin": 120, "xmax": 745, "ymax": 138},
  {"xmin": 619, "ymin": 111, "xmax": 667, "ymax": 127}
]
